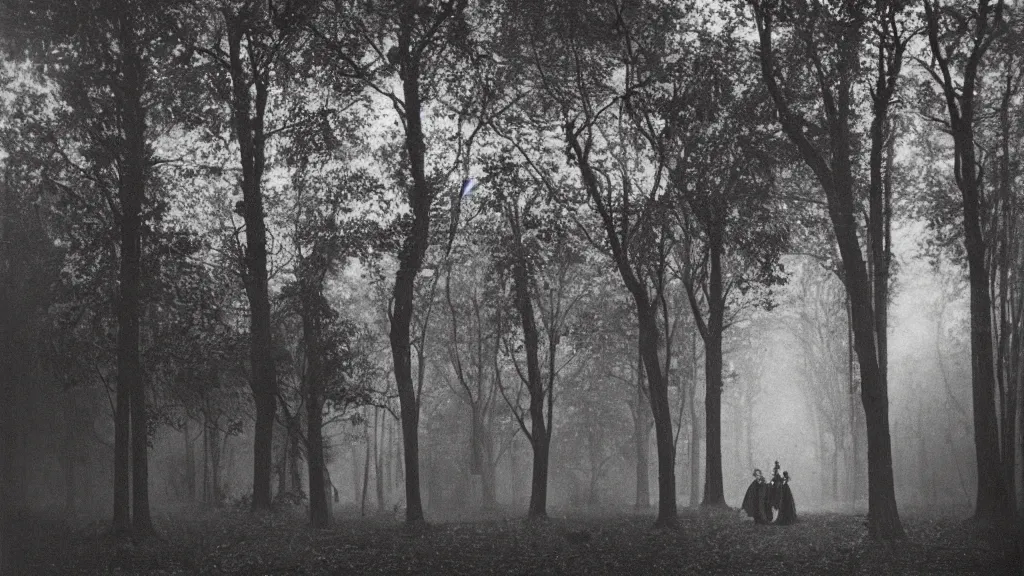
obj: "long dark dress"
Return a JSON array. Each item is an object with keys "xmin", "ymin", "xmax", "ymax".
[
  {"xmin": 741, "ymin": 480, "xmax": 772, "ymax": 524},
  {"xmin": 775, "ymin": 481, "xmax": 797, "ymax": 525}
]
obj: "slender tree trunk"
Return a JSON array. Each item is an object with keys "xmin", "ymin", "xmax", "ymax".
[
  {"xmin": 211, "ymin": 424, "xmax": 223, "ymax": 504},
  {"xmin": 508, "ymin": 221, "xmax": 551, "ymax": 519},
  {"xmin": 0, "ymin": 258, "xmax": 14, "ymax": 574},
  {"xmin": 689, "ymin": 338, "xmax": 701, "ymax": 508},
  {"xmin": 387, "ymin": 8, "xmax": 440, "ymax": 525},
  {"xmin": 838, "ymin": 189, "xmax": 904, "ymax": 538},
  {"xmin": 64, "ymin": 392, "xmax": 77, "ymax": 516},
  {"xmin": 634, "ymin": 352, "xmax": 651, "ymax": 510},
  {"xmin": 396, "ymin": 418, "xmax": 405, "ymax": 488},
  {"xmin": 307, "ymin": 382, "xmax": 328, "ymax": 526},
  {"xmin": 130, "ymin": 372, "xmax": 151, "ymax": 531},
  {"xmin": 184, "ymin": 422, "xmax": 196, "ymax": 501},
  {"xmin": 847, "ymin": 296, "xmax": 860, "ymax": 510},
  {"xmin": 277, "ymin": 420, "xmax": 288, "ymax": 497},
  {"xmin": 361, "ymin": 411, "xmax": 371, "ymax": 517},
  {"xmin": 288, "ymin": 431, "xmax": 302, "ymax": 495},
  {"xmin": 963, "ymin": 184, "xmax": 1010, "ymax": 518},
  {"xmin": 833, "ymin": 436, "xmax": 841, "ymax": 504},
  {"xmin": 202, "ymin": 415, "xmax": 210, "ymax": 503},
  {"xmin": 1018, "ymin": 370, "xmax": 1023, "ymax": 515},
  {"xmin": 565, "ymin": 126, "xmax": 676, "ymax": 527},
  {"xmin": 386, "ymin": 419, "xmax": 394, "ymax": 497},
  {"xmin": 690, "ymin": 409, "xmax": 701, "ymax": 508},
  {"xmin": 302, "ymin": 292, "xmax": 330, "ymax": 527},
  {"xmin": 113, "ymin": 365, "xmax": 131, "ymax": 533},
  {"xmin": 637, "ymin": 306, "xmax": 677, "ymax": 527},
  {"xmin": 224, "ymin": 18, "xmax": 277, "ymax": 511},
  {"xmin": 479, "ymin": 415, "xmax": 497, "ymax": 509},
  {"xmin": 702, "ymin": 232, "xmax": 726, "ymax": 507},
  {"xmin": 923, "ymin": 0, "xmax": 1010, "ymax": 521},
  {"xmin": 350, "ymin": 444, "xmax": 359, "ymax": 504},
  {"xmin": 375, "ymin": 409, "xmax": 385, "ymax": 514},
  {"xmin": 996, "ymin": 60, "xmax": 1020, "ymax": 514}
]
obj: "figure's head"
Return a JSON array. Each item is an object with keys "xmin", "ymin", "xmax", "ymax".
[
  {"xmin": 753, "ymin": 468, "xmax": 763, "ymax": 478},
  {"xmin": 783, "ymin": 471, "xmax": 790, "ymax": 481}
]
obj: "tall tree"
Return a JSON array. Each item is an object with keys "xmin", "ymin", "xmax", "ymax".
[
  {"xmin": 480, "ymin": 155, "xmax": 591, "ymax": 517},
  {"xmin": 0, "ymin": 0, "xmax": 184, "ymax": 535},
  {"xmin": 749, "ymin": 0, "xmax": 906, "ymax": 538},
  {"xmin": 500, "ymin": 0, "xmax": 684, "ymax": 528},
  {"xmin": 627, "ymin": 27, "xmax": 788, "ymax": 507},
  {"xmin": 921, "ymin": 0, "xmax": 1013, "ymax": 520},
  {"xmin": 314, "ymin": 0, "xmax": 480, "ymax": 524},
  {"xmin": 284, "ymin": 132, "xmax": 383, "ymax": 524},
  {"xmin": 172, "ymin": 0, "xmax": 313, "ymax": 510}
]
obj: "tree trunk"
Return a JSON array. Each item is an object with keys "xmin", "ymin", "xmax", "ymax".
[
  {"xmin": 702, "ymin": 232, "xmax": 726, "ymax": 507},
  {"xmin": 350, "ymin": 444, "xmax": 360, "ymax": 504},
  {"xmin": 361, "ymin": 411, "xmax": 371, "ymax": 517},
  {"xmin": 288, "ymin": 431, "xmax": 302, "ymax": 495},
  {"xmin": 375, "ymin": 409, "xmax": 385, "ymax": 514},
  {"xmin": 689, "ymin": 409, "xmax": 701, "ymax": 508},
  {"xmin": 922, "ymin": 0, "xmax": 1010, "ymax": 521},
  {"xmin": 995, "ymin": 59, "xmax": 1019, "ymax": 516},
  {"xmin": 64, "ymin": 392, "xmax": 77, "ymax": 516},
  {"xmin": 634, "ymin": 356, "xmax": 651, "ymax": 510},
  {"xmin": 277, "ymin": 420, "xmax": 288, "ymax": 497},
  {"xmin": 225, "ymin": 17, "xmax": 277, "ymax": 512},
  {"xmin": 689, "ymin": 339, "xmax": 701, "ymax": 508},
  {"xmin": 637, "ymin": 306, "xmax": 677, "ymax": 527},
  {"xmin": 479, "ymin": 414, "xmax": 497, "ymax": 509},
  {"xmin": 847, "ymin": 296, "xmax": 858, "ymax": 510},
  {"xmin": 112, "ymin": 17, "xmax": 146, "ymax": 538},
  {"xmin": 307, "ymin": 385, "xmax": 328, "ymax": 526},
  {"xmin": 387, "ymin": 8, "xmax": 439, "ymax": 526},
  {"xmin": 963, "ymin": 194, "xmax": 1010, "ymax": 518},
  {"xmin": 184, "ymin": 422, "xmax": 196, "ymax": 501},
  {"xmin": 565, "ymin": 124, "xmax": 677, "ymax": 527},
  {"xmin": 302, "ymin": 292, "xmax": 330, "ymax": 527},
  {"xmin": 0, "ymin": 272, "xmax": 14, "ymax": 575},
  {"xmin": 116, "ymin": 9, "xmax": 152, "ymax": 535},
  {"xmin": 753, "ymin": 5, "xmax": 904, "ymax": 538},
  {"xmin": 386, "ymin": 419, "xmax": 394, "ymax": 497},
  {"xmin": 202, "ymin": 416, "xmax": 210, "ymax": 503},
  {"xmin": 833, "ymin": 435, "xmax": 841, "ymax": 504},
  {"xmin": 507, "ymin": 223, "xmax": 551, "ymax": 519},
  {"xmin": 130, "ymin": 372, "xmax": 151, "ymax": 531},
  {"xmin": 207, "ymin": 417, "xmax": 222, "ymax": 505},
  {"xmin": 832, "ymin": 177, "xmax": 904, "ymax": 538},
  {"xmin": 0, "ymin": 317, "xmax": 11, "ymax": 575}
]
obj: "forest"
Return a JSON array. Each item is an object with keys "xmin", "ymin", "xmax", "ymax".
[{"xmin": 0, "ymin": 0, "xmax": 1022, "ymax": 574}]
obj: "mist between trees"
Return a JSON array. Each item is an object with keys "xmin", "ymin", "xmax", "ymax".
[{"xmin": 0, "ymin": 0, "xmax": 1022, "ymax": 567}]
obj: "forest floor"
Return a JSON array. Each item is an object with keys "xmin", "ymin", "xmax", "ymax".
[{"xmin": 8, "ymin": 504, "xmax": 1022, "ymax": 575}]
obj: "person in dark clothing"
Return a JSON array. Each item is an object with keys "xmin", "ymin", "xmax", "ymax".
[
  {"xmin": 741, "ymin": 469, "xmax": 773, "ymax": 524},
  {"xmin": 768, "ymin": 460, "xmax": 783, "ymax": 511},
  {"xmin": 775, "ymin": 471, "xmax": 798, "ymax": 525}
]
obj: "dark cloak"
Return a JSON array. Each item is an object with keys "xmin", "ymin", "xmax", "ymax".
[
  {"xmin": 741, "ymin": 480, "xmax": 772, "ymax": 524},
  {"xmin": 775, "ymin": 482, "xmax": 797, "ymax": 525}
]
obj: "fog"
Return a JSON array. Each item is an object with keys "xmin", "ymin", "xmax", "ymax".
[
  {"xmin": 1, "ymin": 219, "xmax": 1003, "ymax": 524},
  {"xmin": 2, "ymin": 4, "xmax": 1022, "ymax": 574}
]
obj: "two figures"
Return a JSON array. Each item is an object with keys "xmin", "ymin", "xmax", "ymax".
[{"xmin": 741, "ymin": 460, "xmax": 797, "ymax": 525}]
